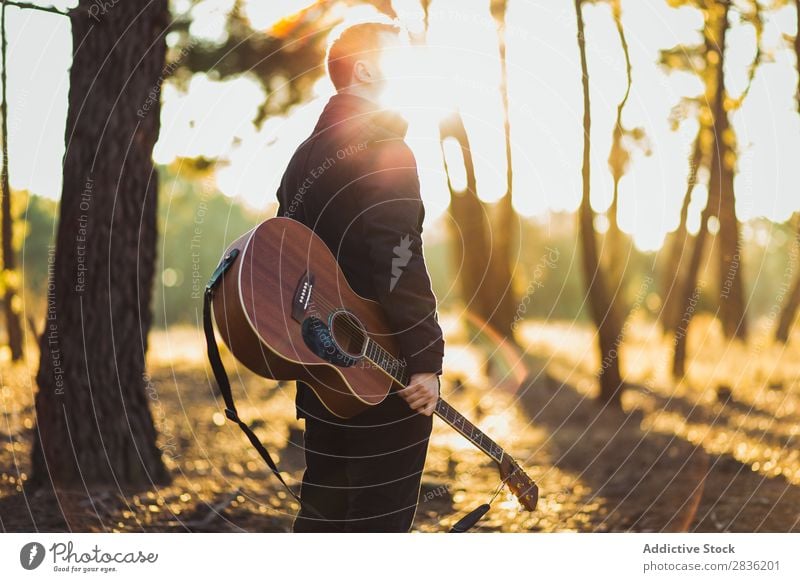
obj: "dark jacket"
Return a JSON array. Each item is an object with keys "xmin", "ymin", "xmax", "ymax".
[{"xmin": 275, "ymin": 92, "xmax": 445, "ymax": 418}]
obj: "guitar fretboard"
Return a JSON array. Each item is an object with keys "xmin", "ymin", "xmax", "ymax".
[{"xmin": 364, "ymin": 338, "xmax": 505, "ymax": 464}]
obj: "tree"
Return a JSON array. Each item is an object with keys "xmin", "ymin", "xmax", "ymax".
[
  {"xmin": 31, "ymin": 0, "xmax": 170, "ymax": 488},
  {"xmin": 487, "ymin": 0, "xmax": 520, "ymax": 336},
  {"xmin": 435, "ymin": 1, "xmax": 518, "ymax": 336},
  {"xmin": 713, "ymin": 0, "xmax": 748, "ymax": 341},
  {"xmin": 575, "ymin": 0, "xmax": 625, "ymax": 406},
  {"xmin": 0, "ymin": 0, "xmax": 23, "ymax": 361},
  {"xmin": 672, "ymin": 4, "xmax": 730, "ymax": 378},
  {"xmin": 663, "ymin": 0, "xmax": 762, "ymax": 375},
  {"xmin": 439, "ymin": 112, "xmax": 495, "ymax": 320},
  {"xmin": 659, "ymin": 132, "xmax": 705, "ymax": 334},
  {"xmin": 776, "ymin": 215, "xmax": 800, "ymax": 342},
  {"xmin": 774, "ymin": 0, "xmax": 800, "ymax": 342},
  {"xmin": 604, "ymin": 0, "xmax": 648, "ymax": 304}
]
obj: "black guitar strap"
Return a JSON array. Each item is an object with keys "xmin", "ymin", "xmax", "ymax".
[{"xmin": 203, "ymin": 248, "xmax": 325, "ymax": 521}]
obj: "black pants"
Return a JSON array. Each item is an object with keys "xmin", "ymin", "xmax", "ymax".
[{"xmin": 292, "ymin": 386, "xmax": 433, "ymax": 532}]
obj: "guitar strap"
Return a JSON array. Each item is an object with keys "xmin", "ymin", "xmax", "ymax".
[{"xmin": 203, "ymin": 248, "xmax": 325, "ymax": 521}]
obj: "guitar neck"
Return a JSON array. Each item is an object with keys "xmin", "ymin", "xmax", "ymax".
[
  {"xmin": 363, "ymin": 338, "xmax": 506, "ymax": 464},
  {"xmin": 434, "ymin": 398, "xmax": 505, "ymax": 464}
]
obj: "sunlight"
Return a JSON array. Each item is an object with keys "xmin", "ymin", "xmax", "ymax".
[
  {"xmin": 9, "ymin": 0, "xmax": 800, "ymax": 251},
  {"xmin": 243, "ymin": 0, "xmax": 317, "ymax": 31},
  {"xmin": 6, "ymin": 0, "xmax": 800, "ymax": 545}
]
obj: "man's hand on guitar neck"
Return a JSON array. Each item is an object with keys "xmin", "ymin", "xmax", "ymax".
[{"xmin": 398, "ymin": 372, "xmax": 440, "ymax": 416}]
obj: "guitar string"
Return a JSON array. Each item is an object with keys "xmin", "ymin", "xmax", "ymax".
[
  {"xmin": 295, "ymin": 291, "xmax": 519, "ymax": 493},
  {"xmin": 306, "ymin": 294, "xmax": 399, "ymax": 365},
  {"xmin": 304, "ymin": 294, "xmax": 413, "ymax": 382},
  {"xmin": 302, "ymin": 294, "xmax": 367, "ymax": 339},
  {"xmin": 299, "ymin": 293, "xmax": 504, "ymax": 460}
]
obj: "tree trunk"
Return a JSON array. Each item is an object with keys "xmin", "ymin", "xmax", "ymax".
[
  {"xmin": 673, "ymin": 105, "xmax": 723, "ymax": 378},
  {"xmin": 0, "ymin": 2, "xmax": 23, "ymax": 361},
  {"xmin": 796, "ymin": 0, "xmax": 800, "ymax": 111},
  {"xmin": 439, "ymin": 112, "xmax": 493, "ymax": 320},
  {"xmin": 672, "ymin": 202, "xmax": 711, "ymax": 379},
  {"xmin": 575, "ymin": 0, "xmax": 624, "ymax": 407},
  {"xmin": 435, "ymin": 2, "xmax": 518, "ymax": 337},
  {"xmin": 487, "ymin": 0, "xmax": 518, "ymax": 336},
  {"xmin": 774, "ymin": 0, "xmax": 800, "ymax": 343},
  {"xmin": 661, "ymin": 131, "xmax": 703, "ymax": 334},
  {"xmin": 605, "ymin": 0, "xmax": 632, "ymax": 303},
  {"xmin": 775, "ymin": 216, "xmax": 800, "ymax": 343},
  {"xmin": 776, "ymin": 269, "xmax": 800, "ymax": 343},
  {"xmin": 31, "ymin": 0, "xmax": 170, "ymax": 488},
  {"xmin": 712, "ymin": 1, "xmax": 748, "ymax": 340}
]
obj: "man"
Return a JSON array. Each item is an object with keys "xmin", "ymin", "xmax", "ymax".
[{"xmin": 275, "ymin": 22, "xmax": 445, "ymax": 532}]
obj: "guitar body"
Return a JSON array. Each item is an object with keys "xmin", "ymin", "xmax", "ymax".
[
  {"xmin": 211, "ymin": 217, "xmax": 539, "ymax": 511},
  {"xmin": 212, "ymin": 217, "xmax": 398, "ymax": 418}
]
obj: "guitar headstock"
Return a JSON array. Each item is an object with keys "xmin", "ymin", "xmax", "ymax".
[{"xmin": 499, "ymin": 456, "xmax": 538, "ymax": 511}]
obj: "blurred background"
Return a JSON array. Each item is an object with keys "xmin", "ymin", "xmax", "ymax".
[{"xmin": 0, "ymin": 0, "xmax": 799, "ymax": 532}]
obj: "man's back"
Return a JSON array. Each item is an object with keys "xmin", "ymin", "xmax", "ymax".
[{"xmin": 276, "ymin": 92, "xmax": 445, "ymax": 406}]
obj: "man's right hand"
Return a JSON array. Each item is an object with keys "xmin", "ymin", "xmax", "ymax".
[{"xmin": 397, "ymin": 372, "xmax": 440, "ymax": 416}]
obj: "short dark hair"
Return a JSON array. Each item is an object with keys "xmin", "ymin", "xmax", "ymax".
[{"xmin": 326, "ymin": 22, "xmax": 401, "ymax": 91}]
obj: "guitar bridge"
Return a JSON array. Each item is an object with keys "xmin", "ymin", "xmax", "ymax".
[{"xmin": 291, "ymin": 271, "xmax": 315, "ymax": 323}]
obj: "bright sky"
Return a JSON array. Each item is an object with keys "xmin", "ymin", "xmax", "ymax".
[{"xmin": 4, "ymin": 0, "xmax": 800, "ymax": 251}]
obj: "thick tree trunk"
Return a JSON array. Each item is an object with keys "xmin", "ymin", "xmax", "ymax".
[
  {"xmin": 712, "ymin": 1, "xmax": 748, "ymax": 340},
  {"xmin": 0, "ymin": 2, "xmax": 23, "ymax": 361},
  {"xmin": 31, "ymin": 0, "xmax": 170, "ymax": 488},
  {"xmin": 575, "ymin": 0, "xmax": 624, "ymax": 407},
  {"xmin": 661, "ymin": 132, "xmax": 703, "ymax": 334}
]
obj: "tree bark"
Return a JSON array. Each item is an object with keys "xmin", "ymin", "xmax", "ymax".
[
  {"xmin": 0, "ymin": 1, "xmax": 23, "ymax": 361},
  {"xmin": 575, "ymin": 0, "xmax": 624, "ymax": 407},
  {"xmin": 711, "ymin": 1, "xmax": 748, "ymax": 340},
  {"xmin": 31, "ymin": 0, "xmax": 170, "ymax": 488}
]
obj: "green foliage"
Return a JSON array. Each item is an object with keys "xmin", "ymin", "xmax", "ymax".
[
  {"xmin": 152, "ymin": 163, "xmax": 261, "ymax": 327},
  {"xmin": 13, "ymin": 185, "xmax": 798, "ymax": 330},
  {"xmin": 14, "ymin": 169, "xmax": 261, "ymax": 328},
  {"xmin": 18, "ymin": 191, "xmax": 57, "ymax": 303}
]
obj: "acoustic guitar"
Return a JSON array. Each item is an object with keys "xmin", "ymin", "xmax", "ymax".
[{"xmin": 210, "ymin": 217, "xmax": 538, "ymax": 511}]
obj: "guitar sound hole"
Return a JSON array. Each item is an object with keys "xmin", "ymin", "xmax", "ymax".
[{"xmin": 329, "ymin": 310, "xmax": 367, "ymax": 358}]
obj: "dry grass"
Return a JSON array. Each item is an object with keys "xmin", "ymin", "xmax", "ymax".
[{"xmin": 1, "ymin": 315, "xmax": 798, "ymax": 532}]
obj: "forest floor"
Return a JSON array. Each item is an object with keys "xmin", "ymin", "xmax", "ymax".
[{"xmin": 1, "ymin": 314, "xmax": 799, "ymax": 532}]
